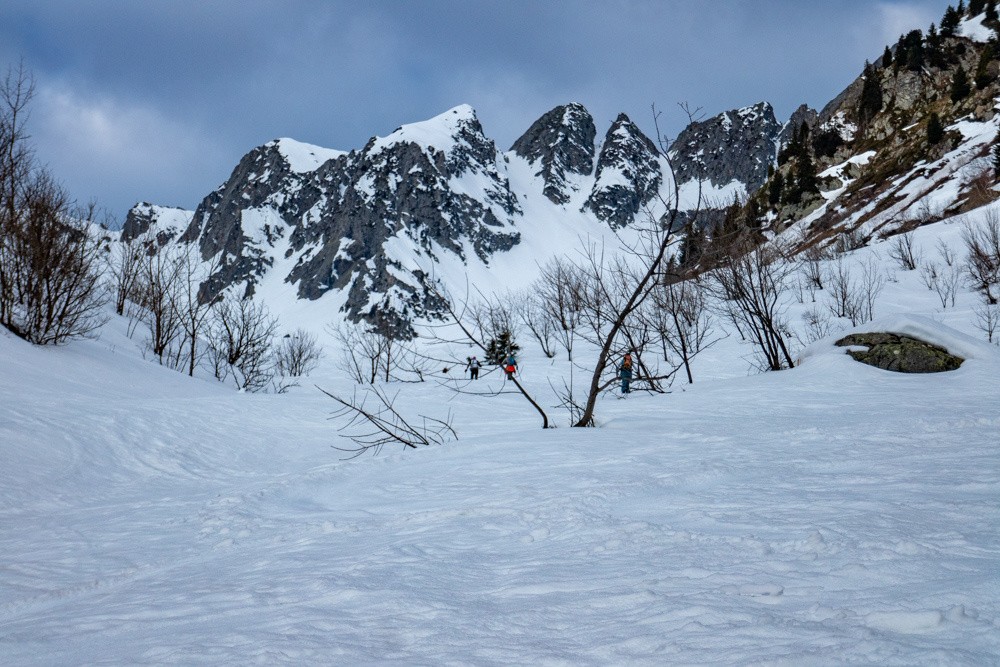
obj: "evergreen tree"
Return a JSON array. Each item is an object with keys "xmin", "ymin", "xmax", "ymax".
[
  {"xmin": 795, "ymin": 152, "xmax": 819, "ymax": 199},
  {"xmin": 959, "ymin": 0, "xmax": 967, "ymax": 14},
  {"xmin": 485, "ymin": 330, "xmax": 520, "ymax": 366},
  {"xmin": 904, "ymin": 30, "xmax": 925, "ymax": 71},
  {"xmin": 970, "ymin": 0, "xmax": 986, "ymax": 16},
  {"xmin": 927, "ymin": 112, "xmax": 945, "ymax": 144},
  {"xmin": 882, "ymin": 45, "xmax": 893, "ymax": 68},
  {"xmin": 951, "ymin": 64, "xmax": 972, "ymax": 101},
  {"xmin": 926, "ymin": 24, "xmax": 947, "ymax": 68},
  {"xmin": 858, "ymin": 61, "xmax": 884, "ymax": 126},
  {"xmin": 975, "ymin": 48, "xmax": 994, "ymax": 88},
  {"xmin": 988, "ymin": 0, "xmax": 998, "ymax": 22},
  {"xmin": 768, "ymin": 170, "xmax": 784, "ymax": 206},
  {"xmin": 942, "ymin": 6, "xmax": 961, "ymax": 37},
  {"xmin": 993, "ymin": 139, "xmax": 1000, "ymax": 180}
]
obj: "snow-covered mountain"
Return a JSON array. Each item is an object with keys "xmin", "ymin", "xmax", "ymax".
[{"xmin": 129, "ymin": 101, "xmax": 776, "ymax": 333}]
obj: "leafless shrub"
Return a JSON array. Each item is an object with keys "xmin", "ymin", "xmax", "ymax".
[
  {"xmin": 0, "ymin": 65, "xmax": 107, "ymax": 344},
  {"xmin": 533, "ymin": 257, "xmax": 585, "ymax": 362},
  {"xmin": 106, "ymin": 230, "xmax": 146, "ymax": 316},
  {"xmin": 321, "ymin": 384, "xmax": 456, "ymax": 458},
  {"xmin": 275, "ymin": 328, "xmax": 324, "ymax": 378},
  {"xmin": 961, "ymin": 212, "xmax": 1000, "ymax": 304},
  {"xmin": 801, "ymin": 244, "xmax": 829, "ymax": 291},
  {"xmin": 649, "ymin": 274, "xmax": 718, "ymax": 384},
  {"xmin": 834, "ymin": 227, "xmax": 866, "ymax": 254},
  {"xmin": 973, "ymin": 302, "xmax": 1000, "ymax": 343},
  {"xmin": 826, "ymin": 256, "xmax": 884, "ymax": 325},
  {"xmin": 706, "ymin": 239, "xmax": 797, "ymax": 371},
  {"xmin": 800, "ymin": 307, "xmax": 834, "ymax": 344},
  {"xmin": 920, "ymin": 260, "xmax": 941, "ymax": 291},
  {"xmin": 207, "ymin": 293, "xmax": 278, "ymax": 392},
  {"xmin": 936, "ymin": 239, "xmax": 956, "ymax": 267},
  {"xmin": 887, "ymin": 231, "xmax": 920, "ymax": 271},
  {"xmin": 133, "ymin": 244, "xmax": 183, "ymax": 365},
  {"xmin": 513, "ymin": 289, "xmax": 557, "ymax": 359},
  {"xmin": 933, "ymin": 264, "xmax": 961, "ymax": 309}
]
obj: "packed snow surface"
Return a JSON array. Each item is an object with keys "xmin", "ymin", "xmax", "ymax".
[{"xmin": 2, "ymin": 306, "xmax": 999, "ymax": 663}]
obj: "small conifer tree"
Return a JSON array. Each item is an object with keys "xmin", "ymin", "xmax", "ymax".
[
  {"xmin": 485, "ymin": 330, "xmax": 520, "ymax": 366},
  {"xmin": 987, "ymin": 0, "xmax": 998, "ymax": 22},
  {"xmin": 768, "ymin": 170, "xmax": 784, "ymax": 206},
  {"xmin": 951, "ymin": 64, "xmax": 972, "ymax": 101},
  {"xmin": 927, "ymin": 112, "xmax": 945, "ymax": 144},
  {"xmin": 975, "ymin": 49, "xmax": 994, "ymax": 88},
  {"xmin": 993, "ymin": 139, "xmax": 1000, "ymax": 180},
  {"xmin": 942, "ymin": 6, "xmax": 961, "ymax": 36},
  {"xmin": 970, "ymin": 0, "xmax": 986, "ymax": 16},
  {"xmin": 858, "ymin": 61, "xmax": 884, "ymax": 126},
  {"xmin": 882, "ymin": 45, "xmax": 893, "ymax": 67}
]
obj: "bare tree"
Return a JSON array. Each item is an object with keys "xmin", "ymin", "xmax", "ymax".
[
  {"xmin": 887, "ymin": 230, "xmax": 920, "ymax": 271},
  {"xmin": 207, "ymin": 292, "xmax": 278, "ymax": 392},
  {"xmin": 328, "ymin": 320, "xmax": 429, "ymax": 384},
  {"xmin": 649, "ymin": 272, "xmax": 717, "ymax": 384},
  {"xmin": 275, "ymin": 328, "xmax": 324, "ymax": 378},
  {"xmin": 707, "ymin": 239, "xmax": 797, "ymax": 371},
  {"xmin": 106, "ymin": 230, "xmax": 146, "ymax": 316},
  {"xmin": 961, "ymin": 213, "xmax": 1000, "ymax": 304},
  {"xmin": 320, "ymin": 384, "xmax": 456, "ymax": 458},
  {"xmin": 169, "ymin": 243, "xmax": 219, "ymax": 376},
  {"xmin": 0, "ymin": 64, "xmax": 107, "ymax": 344},
  {"xmin": 513, "ymin": 289, "xmax": 557, "ymax": 359},
  {"xmin": 135, "ymin": 243, "xmax": 183, "ymax": 365},
  {"xmin": 973, "ymin": 302, "xmax": 1000, "ymax": 343},
  {"xmin": 533, "ymin": 256, "xmax": 585, "ymax": 362}
]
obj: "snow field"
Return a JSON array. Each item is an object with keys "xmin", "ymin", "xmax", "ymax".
[{"xmin": 3, "ymin": 198, "xmax": 1000, "ymax": 662}]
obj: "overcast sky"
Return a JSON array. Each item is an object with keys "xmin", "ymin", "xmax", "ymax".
[{"xmin": 1, "ymin": 1, "xmax": 948, "ymax": 220}]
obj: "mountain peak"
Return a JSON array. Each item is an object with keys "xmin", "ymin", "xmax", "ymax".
[
  {"xmin": 269, "ymin": 138, "xmax": 346, "ymax": 173},
  {"xmin": 510, "ymin": 103, "xmax": 597, "ymax": 204},
  {"xmin": 669, "ymin": 101, "xmax": 781, "ymax": 192}
]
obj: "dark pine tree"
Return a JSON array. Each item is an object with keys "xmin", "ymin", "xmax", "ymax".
[
  {"xmin": 882, "ymin": 45, "xmax": 893, "ymax": 68},
  {"xmin": 904, "ymin": 30, "xmax": 925, "ymax": 71},
  {"xmin": 768, "ymin": 170, "xmax": 784, "ymax": 207},
  {"xmin": 942, "ymin": 6, "xmax": 961, "ymax": 37},
  {"xmin": 858, "ymin": 61, "xmax": 884, "ymax": 126},
  {"xmin": 970, "ymin": 0, "xmax": 986, "ymax": 16},
  {"xmin": 975, "ymin": 49, "xmax": 995, "ymax": 88},
  {"xmin": 952, "ymin": 64, "xmax": 972, "ymax": 101},
  {"xmin": 927, "ymin": 112, "xmax": 945, "ymax": 145},
  {"xmin": 926, "ymin": 24, "xmax": 947, "ymax": 68},
  {"xmin": 987, "ymin": 0, "xmax": 998, "ymax": 22},
  {"xmin": 993, "ymin": 139, "xmax": 1000, "ymax": 180}
]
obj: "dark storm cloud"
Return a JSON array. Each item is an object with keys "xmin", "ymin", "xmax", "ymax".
[{"xmin": 0, "ymin": 1, "xmax": 945, "ymax": 219}]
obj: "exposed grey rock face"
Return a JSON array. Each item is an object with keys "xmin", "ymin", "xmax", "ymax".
[
  {"xmin": 176, "ymin": 106, "xmax": 521, "ymax": 332},
  {"xmin": 510, "ymin": 103, "xmax": 596, "ymax": 204},
  {"xmin": 584, "ymin": 113, "xmax": 663, "ymax": 229},
  {"xmin": 778, "ymin": 104, "xmax": 819, "ymax": 150},
  {"xmin": 122, "ymin": 202, "xmax": 187, "ymax": 246},
  {"xmin": 670, "ymin": 102, "xmax": 781, "ymax": 193}
]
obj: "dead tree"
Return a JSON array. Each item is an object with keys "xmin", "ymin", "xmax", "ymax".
[
  {"xmin": 962, "ymin": 213, "xmax": 1000, "ymax": 304},
  {"xmin": 320, "ymin": 383, "xmax": 456, "ymax": 458},
  {"xmin": 569, "ymin": 104, "xmax": 698, "ymax": 426},
  {"xmin": 0, "ymin": 64, "xmax": 106, "ymax": 344},
  {"xmin": 707, "ymin": 239, "xmax": 797, "ymax": 371},
  {"xmin": 207, "ymin": 292, "xmax": 278, "ymax": 392}
]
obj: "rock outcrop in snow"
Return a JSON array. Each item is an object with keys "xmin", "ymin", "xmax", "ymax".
[{"xmin": 669, "ymin": 102, "xmax": 782, "ymax": 194}]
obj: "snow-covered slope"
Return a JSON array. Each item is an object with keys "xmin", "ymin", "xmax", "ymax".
[
  {"xmin": 4, "ymin": 197, "xmax": 1000, "ymax": 661},
  {"xmin": 2, "ymin": 297, "xmax": 999, "ymax": 663}
]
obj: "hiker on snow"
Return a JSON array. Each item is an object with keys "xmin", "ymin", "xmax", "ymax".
[
  {"xmin": 619, "ymin": 353, "xmax": 633, "ymax": 394},
  {"xmin": 504, "ymin": 353, "xmax": 517, "ymax": 378},
  {"xmin": 467, "ymin": 356, "xmax": 481, "ymax": 380}
]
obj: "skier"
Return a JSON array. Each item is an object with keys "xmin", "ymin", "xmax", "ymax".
[
  {"xmin": 503, "ymin": 353, "xmax": 517, "ymax": 378},
  {"xmin": 619, "ymin": 353, "xmax": 633, "ymax": 395},
  {"xmin": 467, "ymin": 356, "xmax": 481, "ymax": 380}
]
